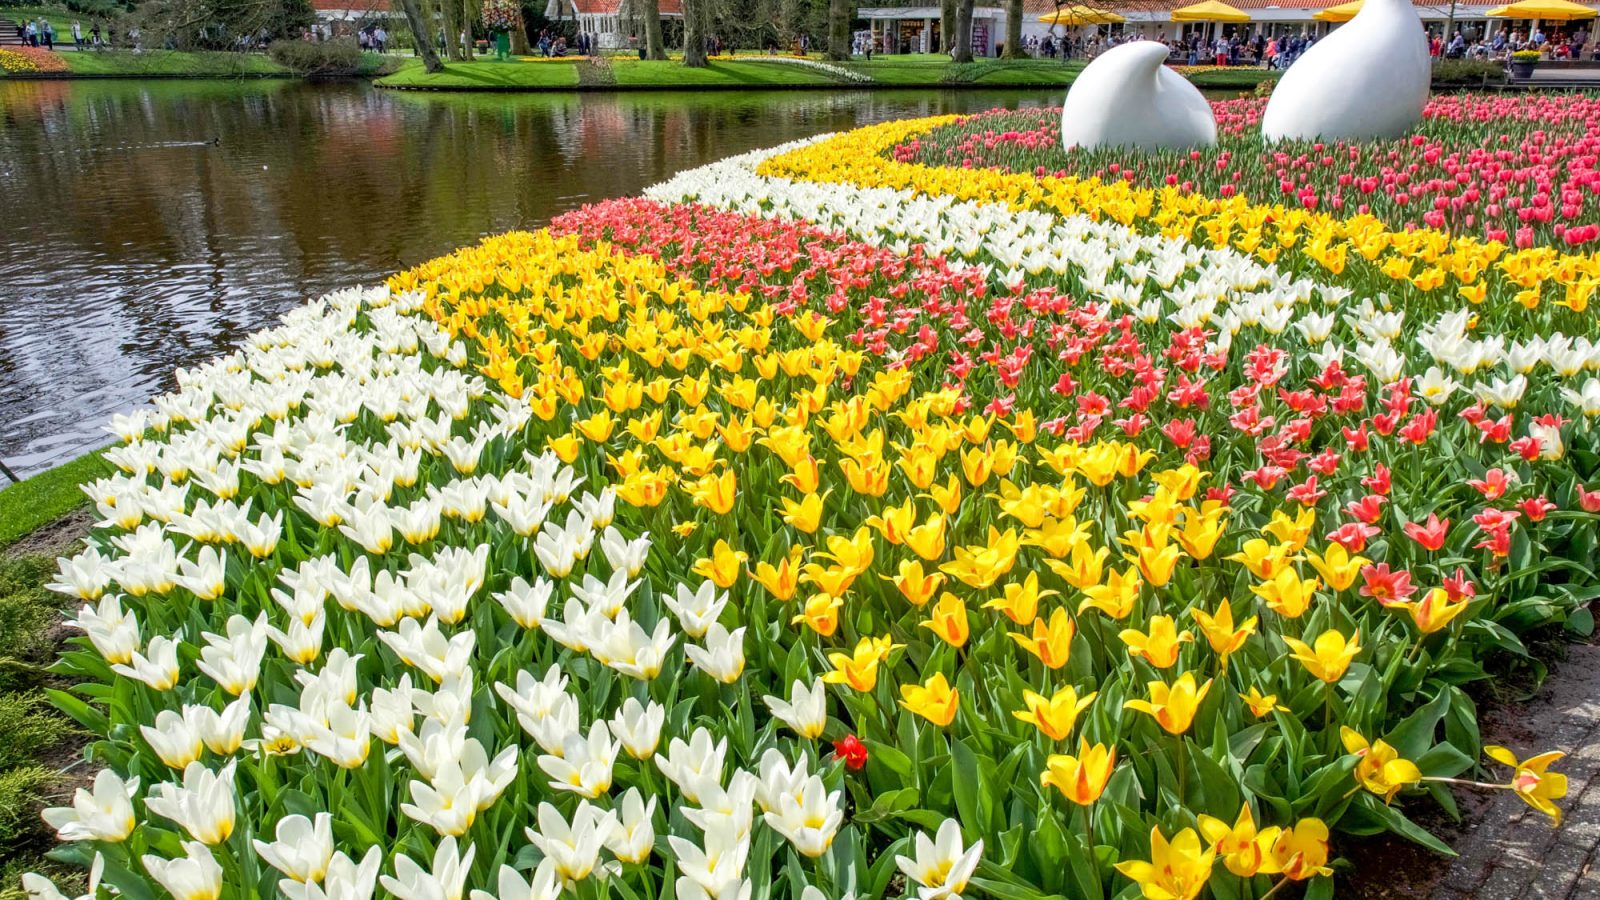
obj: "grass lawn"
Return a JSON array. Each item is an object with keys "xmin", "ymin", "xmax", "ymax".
[
  {"xmin": 0, "ymin": 451, "xmax": 104, "ymax": 550},
  {"xmin": 1, "ymin": 5, "xmax": 76, "ymax": 37},
  {"xmin": 59, "ymin": 49, "xmax": 289, "ymax": 76},
  {"xmin": 610, "ymin": 59, "xmax": 841, "ymax": 87},
  {"xmin": 377, "ymin": 58, "xmax": 581, "ymax": 89}
]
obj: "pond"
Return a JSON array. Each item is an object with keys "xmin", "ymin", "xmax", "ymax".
[{"xmin": 0, "ymin": 80, "xmax": 1062, "ymax": 477}]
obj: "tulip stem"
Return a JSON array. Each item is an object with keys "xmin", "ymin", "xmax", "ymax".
[
  {"xmin": 1175, "ymin": 733, "xmax": 1187, "ymax": 807},
  {"xmin": 1081, "ymin": 802, "xmax": 1100, "ymax": 887},
  {"xmin": 1259, "ymin": 876, "xmax": 1292, "ymax": 900}
]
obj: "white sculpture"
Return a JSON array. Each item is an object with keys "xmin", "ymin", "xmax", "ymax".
[
  {"xmin": 1261, "ymin": 0, "xmax": 1430, "ymax": 142},
  {"xmin": 1060, "ymin": 41, "xmax": 1217, "ymax": 152}
]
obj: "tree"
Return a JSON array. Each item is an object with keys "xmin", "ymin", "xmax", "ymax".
[
  {"xmin": 682, "ymin": 0, "xmax": 706, "ymax": 65},
  {"xmin": 1002, "ymin": 0, "xmax": 1021, "ymax": 56},
  {"xmin": 826, "ymin": 0, "xmax": 849, "ymax": 59},
  {"xmin": 952, "ymin": 0, "xmax": 973, "ymax": 61},
  {"xmin": 939, "ymin": 0, "xmax": 955, "ymax": 53},
  {"xmin": 398, "ymin": 0, "xmax": 444, "ymax": 70},
  {"xmin": 640, "ymin": 0, "xmax": 666, "ymax": 58}
]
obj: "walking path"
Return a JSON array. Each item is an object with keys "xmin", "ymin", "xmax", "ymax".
[{"xmin": 1350, "ymin": 642, "xmax": 1600, "ymax": 898}]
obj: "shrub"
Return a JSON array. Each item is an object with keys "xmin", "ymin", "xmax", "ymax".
[
  {"xmin": 268, "ymin": 37, "xmax": 362, "ymax": 75},
  {"xmin": 0, "ymin": 693, "xmax": 72, "ymax": 772},
  {"xmin": 0, "ymin": 765, "xmax": 54, "ymax": 848},
  {"xmin": 1432, "ymin": 59, "xmax": 1508, "ymax": 87}
]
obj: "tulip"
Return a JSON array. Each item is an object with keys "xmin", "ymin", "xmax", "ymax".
[
  {"xmin": 1113, "ymin": 825, "xmax": 1215, "ymax": 900},
  {"xmin": 899, "ymin": 673, "xmax": 959, "ymax": 727},
  {"xmin": 1341, "ymin": 727, "xmax": 1423, "ymax": 803},
  {"xmin": 42, "ymin": 769, "xmax": 139, "ymax": 843},
  {"xmin": 1040, "ymin": 737, "xmax": 1116, "ymax": 805},
  {"xmin": 1283, "ymin": 629, "xmax": 1360, "ymax": 684},
  {"xmin": 1124, "ymin": 672, "xmax": 1212, "ymax": 735},
  {"xmin": 1486, "ymin": 745, "xmax": 1568, "ymax": 825},
  {"xmin": 142, "ymin": 841, "xmax": 224, "ymax": 900},
  {"xmin": 894, "ymin": 819, "xmax": 983, "ymax": 900}
]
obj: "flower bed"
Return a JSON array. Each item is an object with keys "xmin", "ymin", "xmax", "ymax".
[
  {"xmin": 894, "ymin": 96, "xmax": 1600, "ymax": 251},
  {"xmin": 30, "ymin": 99, "xmax": 1600, "ymax": 900},
  {"xmin": 0, "ymin": 47, "xmax": 69, "ymax": 75}
]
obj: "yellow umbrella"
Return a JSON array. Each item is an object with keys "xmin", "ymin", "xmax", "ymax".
[
  {"xmin": 1039, "ymin": 5, "xmax": 1127, "ymax": 25},
  {"xmin": 1487, "ymin": 0, "xmax": 1597, "ymax": 18},
  {"xmin": 1171, "ymin": 0, "xmax": 1252, "ymax": 22},
  {"xmin": 1313, "ymin": 0, "xmax": 1364, "ymax": 22}
]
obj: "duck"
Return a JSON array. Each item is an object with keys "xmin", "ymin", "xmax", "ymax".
[
  {"xmin": 1261, "ymin": 0, "xmax": 1430, "ymax": 142},
  {"xmin": 1060, "ymin": 40, "xmax": 1217, "ymax": 152}
]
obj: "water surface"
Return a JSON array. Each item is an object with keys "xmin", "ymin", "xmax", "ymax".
[{"xmin": 0, "ymin": 81, "xmax": 1057, "ymax": 476}]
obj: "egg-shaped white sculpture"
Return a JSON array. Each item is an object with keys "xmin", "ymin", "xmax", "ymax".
[
  {"xmin": 1261, "ymin": 0, "xmax": 1430, "ymax": 142},
  {"xmin": 1060, "ymin": 41, "xmax": 1217, "ymax": 152}
]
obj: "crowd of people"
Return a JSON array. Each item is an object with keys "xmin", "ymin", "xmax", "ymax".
[
  {"xmin": 12, "ymin": 17, "xmax": 111, "ymax": 50},
  {"xmin": 1435, "ymin": 26, "xmax": 1598, "ymax": 61}
]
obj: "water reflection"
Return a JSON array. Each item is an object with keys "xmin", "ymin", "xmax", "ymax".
[{"xmin": 0, "ymin": 80, "xmax": 1055, "ymax": 476}]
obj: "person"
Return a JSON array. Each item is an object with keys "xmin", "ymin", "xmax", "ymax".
[
  {"xmin": 90, "ymin": 22, "xmax": 100, "ymax": 48},
  {"xmin": 71, "ymin": 20, "xmax": 82, "ymax": 50},
  {"xmin": 375, "ymin": 26, "xmax": 386, "ymax": 53},
  {"xmin": 43, "ymin": 20, "xmax": 54, "ymax": 49},
  {"xmin": 1447, "ymin": 30, "xmax": 1465, "ymax": 58},
  {"xmin": 24, "ymin": 19, "xmax": 36, "ymax": 46}
]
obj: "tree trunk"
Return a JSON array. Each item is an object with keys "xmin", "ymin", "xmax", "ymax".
[
  {"xmin": 939, "ymin": 0, "xmax": 955, "ymax": 53},
  {"xmin": 1002, "ymin": 0, "xmax": 1022, "ymax": 57},
  {"xmin": 832, "ymin": 0, "xmax": 857, "ymax": 59},
  {"xmin": 953, "ymin": 0, "xmax": 973, "ymax": 62},
  {"xmin": 682, "ymin": 0, "xmax": 706, "ymax": 66},
  {"xmin": 827, "ymin": 0, "xmax": 851, "ymax": 60},
  {"xmin": 439, "ymin": 0, "xmax": 462, "ymax": 60},
  {"xmin": 636, "ymin": 0, "xmax": 666, "ymax": 58},
  {"xmin": 399, "ymin": 0, "xmax": 443, "ymax": 70}
]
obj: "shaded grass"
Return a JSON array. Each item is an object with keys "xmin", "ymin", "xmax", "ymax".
[
  {"xmin": 0, "ymin": 451, "xmax": 103, "ymax": 550},
  {"xmin": 377, "ymin": 58, "xmax": 582, "ymax": 88},
  {"xmin": 611, "ymin": 59, "xmax": 841, "ymax": 87},
  {"xmin": 58, "ymin": 49, "xmax": 289, "ymax": 77}
]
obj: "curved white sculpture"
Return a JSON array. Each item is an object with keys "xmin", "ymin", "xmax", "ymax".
[
  {"xmin": 1060, "ymin": 41, "xmax": 1217, "ymax": 152},
  {"xmin": 1261, "ymin": 0, "xmax": 1430, "ymax": 142}
]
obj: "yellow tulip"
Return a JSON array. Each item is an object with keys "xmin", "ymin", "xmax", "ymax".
[
  {"xmin": 1113, "ymin": 825, "xmax": 1215, "ymax": 900},
  {"xmin": 1040, "ymin": 737, "xmax": 1116, "ymax": 805},
  {"xmin": 1239, "ymin": 686, "xmax": 1289, "ymax": 718},
  {"xmin": 1122, "ymin": 523, "xmax": 1183, "ymax": 587},
  {"xmin": 1259, "ymin": 818, "xmax": 1333, "ymax": 881},
  {"xmin": 1262, "ymin": 507, "xmax": 1316, "ymax": 553},
  {"xmin": 1124, "ymin": 672, "xmax": 1212, "ymax": 735},
  {"xmin": 690, "ymin": 541, "xmax": 747, "ymax": 589},
  {"xmin": 1013, "ymin": 686, "xmax": 1096, "ymax": 741},
  {"xmin": 1340, "ymin": 727, "xmax": 1423, "ymax": 803},
  {"xmin": 1227, "ymin": 538, "xmax": 1297, "ymax": 581},
  {"xmin": 983, "ymin": 572, "xmax": 1057, "ymax": 625},
  {"xmin": 899, "ymin": 673, "xmax": 959, "ymax": 727},
  {"xmin": 1283, "ymin": 629, "xmax": 1359, "ymax": 684},
  {"xmin": 884, "ymin": 559, "xmax": 945, "ymax": 607},
  {"xmin": 1119, "ymin": 615, "xmax": 1193, "ymax": 669},
  {"xmin": 904, "ymin": 513, "xmax": 947, "ymax": 562},
  {"xmin": 1189, "ymin": 599, "xmax": 1257, "ymax": 669},
  {"xmin": 1485, "ymin": 745, "xmax": 1569, "ymax": 825},
  {"xmin": 1079, "ymin": 566, "xmax": 1142, "ymax": 620},
  {"xmin": 690, "ymin": 470, "xmax": 737, "ymax": 516},
  {"xmin": 1392, "ymin": 587, "xmax": 1470, "ymax": 635},
  {"xmin": 750, "ymin": 547, "xmax": 804, "ymax": 602},
  {"xmin": 1304, "ymin": 543, "xmax": 1370, "ymax": 593},
  {"xmin": 941, "ymin": 527, "xmax": 1020, "ymax": 590},
  {"xmin": 1249, "ymin": 568, "xmax": 1320, "ymax": 619},
  {"xmin": 1197, "ymin": 804, "xmax": 1271, "ymax": 878},
  {"xmin": 865, "ymin": 498, "xmax": 916, "ymax": 545},
  {"xmin": 791, "ymin": 593, "xmax": 843, "ymax": 637},
  {"xmin": 1046, "ymin": 541, "xmax": 1108, "ymax": 591},
  {"xmin": 1009, "ymin": 608, "xmax": 1076, "ymax": 670},
  {"xmin": 920, "ymin": 593, "xmax": 970, "ymax": 648},
  {"xmin": 778, "ymin": 492, "xmax": 825, "ymax": 535},
  {"xmin": 822, "ymin": 638, "xmax": 887, "ymax": 692}
]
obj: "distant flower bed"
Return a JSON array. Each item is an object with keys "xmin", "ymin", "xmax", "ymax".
[
  {"xmin": 892, "ymin": 94, "xmax": 1600, "ymax": 250},
  {"xmin": 0, "ymin": 46, "xmax": 68, "ymax": 74}
]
